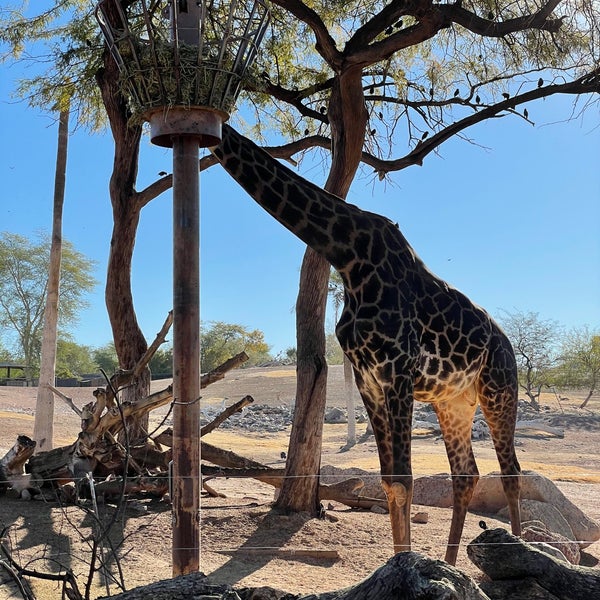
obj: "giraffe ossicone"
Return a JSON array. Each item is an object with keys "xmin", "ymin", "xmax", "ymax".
[{"xmin": 212, "ymin": 125, "xmax": 521, "ymax": 565}]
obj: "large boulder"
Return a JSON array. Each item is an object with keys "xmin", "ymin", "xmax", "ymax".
[{"xmin": 473, "ymin": 471, "xmax": 600, "ymax": 548}]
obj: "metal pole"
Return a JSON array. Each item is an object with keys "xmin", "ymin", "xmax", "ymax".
[{"xmin": 172, "ymin": 134, "xmax": 200, "ymax": 576}]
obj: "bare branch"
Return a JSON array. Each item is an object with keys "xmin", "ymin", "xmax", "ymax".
[
  {"xmin": 370, "ymin": 70, "xmax": 600, "ymax": 175},
  {"xmin": 200, "ymin": 395, "xmax": 255, "ymax": 437}
]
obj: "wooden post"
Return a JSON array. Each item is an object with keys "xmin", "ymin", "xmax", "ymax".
[{"xmin": 172, "ymin": 135, "xmax": 200, "ymax": 576}]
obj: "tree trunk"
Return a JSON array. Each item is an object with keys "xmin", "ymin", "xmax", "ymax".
[
  {"xmin": 276, "ymin": 67, "xmax": 368, "ymax": 514},
  {"xmin": 33, "ymin": 100, "xmax": 70, "ymax": 453},
  {"xmin": 579, "ymin": 385, "xmax": 595, "ymax": 409},
  {"xmin": 96, "ymin": 43, "xmax": 150, "ymax": 443},
  {"xmin": 275, "ymin": 247, "xmax": 330, "ymax": 513}
]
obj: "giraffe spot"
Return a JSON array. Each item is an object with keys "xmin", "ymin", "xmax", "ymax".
[
  {"xmin": 439, "ymin": 335, "xmax": 452, "ymax": 358},
  {"xmin": 355, "ymin": 232, "xmax": 370, "ymax": 257},
  {"xmin": 427, "ymin": 357, "xmax": 440, "ymax": 375},
  {"xmin": 332, "ymin": 220, "xmax": 352, "ymax": 245},
  {"xmin": 280, "ymin": 203, "xmax": 304, "ymax": 227}
]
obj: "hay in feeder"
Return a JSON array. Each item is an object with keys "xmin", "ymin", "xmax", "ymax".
[{"xmin": 118, "ymin": 38, "xmax": 255, "ymax": 122}]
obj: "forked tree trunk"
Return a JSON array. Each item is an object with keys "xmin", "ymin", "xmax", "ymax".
[
  {"xmin": 276, "ymin": 68, "xmax": 368, "ymax": 514},
  {"xmin": 33, "ymin": 100, "xmax": 70, "ymax": 453},
  {"xmin": 96, "ymin": 37, "xmax": 150, "ymax": 442}
]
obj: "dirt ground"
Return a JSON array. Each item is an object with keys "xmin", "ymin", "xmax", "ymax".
[{"xmin": 1, "ymin": 365, "xmax": 599, "ymax": 599}]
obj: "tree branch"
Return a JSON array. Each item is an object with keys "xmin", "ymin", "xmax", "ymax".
[
  {"xmin": 347, "ymin": 0, "xmax": 417, "ymax": 50},
  {"xmin": 268, "ymin": 0, "xmax": 342, "ymax": 68},
  {"xmin": 440, "ymin": 0, "xmax": 565, "ymax": 38},
  {"xmin": 370, "ymin": 70, "xmax": 600, "ymax": 175}
]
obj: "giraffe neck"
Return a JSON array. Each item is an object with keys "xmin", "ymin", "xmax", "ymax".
[{"xmin": 212, "ymin": 125, "xmax": 368, "ymax": 272}]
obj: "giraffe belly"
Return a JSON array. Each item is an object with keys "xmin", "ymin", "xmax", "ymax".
[{"xmin": 414, "ymin": 363, "xmax": 481, "ymax": 404}]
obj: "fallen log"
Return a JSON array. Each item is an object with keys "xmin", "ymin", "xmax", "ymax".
[
  {"xmin": 0, "ymin": 435, "xmax": 36, "ymax": 480},
  {"xmin": 216, "ymin": 548, "xmax": 341, "ymax": 560},
  {"xmin": 97, "ymin": 552, "xmax": 487, "ymax": 600},
  {"xmin": 467, "ymin": 528, "xmax": 600, "ymax": 600}
]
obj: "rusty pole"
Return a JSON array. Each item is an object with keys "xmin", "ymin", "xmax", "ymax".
[{"xmin": 171, "ymin": 134, "xmax": 200, "ymax": 576}]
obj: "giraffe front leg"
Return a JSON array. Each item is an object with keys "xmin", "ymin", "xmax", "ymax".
[
  {"xmin": 384, "ymin": 384, "xmax": 415, "ymax": 555},
  {"xmin": 381, "ymin": 475, "xmax": 413, "ymax": 553}
]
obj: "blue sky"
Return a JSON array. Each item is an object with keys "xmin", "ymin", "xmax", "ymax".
[{"xmin": 1, "ymin": 64, "xmax": 599, "ymax": 356}]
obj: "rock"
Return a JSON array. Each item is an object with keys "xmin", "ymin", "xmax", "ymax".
[
  {"xmin": 497, "ymin": 499, "xmax": 575, "ymax": 541},
  {"xmin": 411, "ymin": 511, "xmax": 429, "ymax": 524},
  {"xmin": 471, "ymin": 419, "xmax": 490, "ymax": 440},
  {"xmin": 325, "ymin": 407, "xmax": 347, "ymax": 424},
  {"xmin": 412, "ymin": 471, "xmax": 600, "ymax": 549},
  {"xmin": 521, "ymin": 521, "xmax": 581, "ymax": 565},
  {"xmin": 320, "ymin": 465, "xmax": 383, "ymax": 499},
  {"xmin": 413, "ymin": 474, "xmax": 453, "ymax": 508},
  {"xmin": 370, "ymin": 504, "xmax": 388, "ymax": 514},
  {"xmin": 472, "ymin": 471, "xmax": 600, "ymax": 548}
]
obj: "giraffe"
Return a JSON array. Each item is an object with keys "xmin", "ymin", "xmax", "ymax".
[{"xmin": 212, "ymin": 124, "xmax": 521, "ymax": 565}]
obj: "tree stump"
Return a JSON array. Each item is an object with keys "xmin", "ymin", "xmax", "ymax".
[{"xmin": 0, "ymin": 435, "xmax": 36, "ymax": 494}]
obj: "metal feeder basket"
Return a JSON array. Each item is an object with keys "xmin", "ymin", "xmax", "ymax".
[{"xmin": 95, "ymin": 0, "xmax": 270, "ymax": 146}]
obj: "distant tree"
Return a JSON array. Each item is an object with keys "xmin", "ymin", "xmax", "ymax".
[
  {"xmin": 93, "ymin": 342, "xmax": 119, "ymax": 376},
  {"xmin": 0, "ymin": 232, "xmax": 97, "ymax": 380},
  {"xmin": 0, "ymin": 343, "xmax": 13, "ymax": 363},
  {"xmin": 325, "ymin": 332, "xmax": 344, "ymax": 365},
  {"xmin": 56, "ymin": 339, "xmax": 97, "ymax": 379},
  {"xmin": 499, "ymin": 310, "xmax": 560, "ymax": 410},
  {"xmin": 149, "ymin": 346, "xmax": 173, "ymax": 377},
  {"xmin": 201, "ymin": 322, "xmax": 272, "ymax": 373},
  {"xmin": 328, "ymin": 268, "xmax": 356, "ymax": 446},
  {"xmin": 284, "ymin": 347, "xmax": 297, "ymax": 364},
  {"xmin": 557, "ymin": 327, "xmax": 600, "ymax": 409}
]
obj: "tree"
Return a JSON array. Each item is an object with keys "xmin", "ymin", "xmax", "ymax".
[
  {"xmin": 283, "ymin": 347, "xmax": 297, "ymax": 364},
  {"xmin": 201, "ymin": 321, "xmax": 271, "ymax": 372},
  {"xmin": 56, "ymin": 339, "xmax": 98, "ymax": 378},
  {"xmin": 149, "ymin": 346, "xmax": 173, "ymax": 377},
  {"xmin": 328, "ymin": 268, "xmax": 357, "ymax": 446},
  {"xmin": 499, "ymin": 309, "xmax": 560, "ymax": 409},
  {"xmin": 93, "ymin": 342, "xmax": 119, "ymax": 376},
  {"xmin": 325, "ymin": 332, "xmax": 344, "ymax": 365},
  {"xmin": 0, "ymin": 232, "xmax": 96, "ymax": 380},
  {"xmin": 33, "ymin": 96, "xmax": 70, "ymax": 452},
  {"xmin": 3, "ymin": 0, "xmax": 598, "ymax": 516},
  {"xmin": 558, "ymin": 326, "xmax": 600, "ymax": 408}
]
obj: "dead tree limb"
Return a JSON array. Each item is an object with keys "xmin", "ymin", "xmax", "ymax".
[
  {"xmin": 201, "ymin": 351, "xmax": 249, "ymax": 388},
  {"xmin": 201, "ymin": 395, "xmax": 254, "ymax": 436},
  {"xmin": 1, "ymin": 526, "xmax": 84, "ymax": 600},
  {"xmin": 133, "ymin": 310, "xmax": 173, "ymax": 380},
  {"xmin": 48, "ymin": 384, "xmax": 82, "ymax": 416}
]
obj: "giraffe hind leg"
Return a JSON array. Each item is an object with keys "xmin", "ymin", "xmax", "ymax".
[
  {"xmin": 434, "ymin": 390, "xmax": 480, "ymax": 565},
  {"xmin": 479, "ymin": 389, "xmax": 522, "ymax": 538}
]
